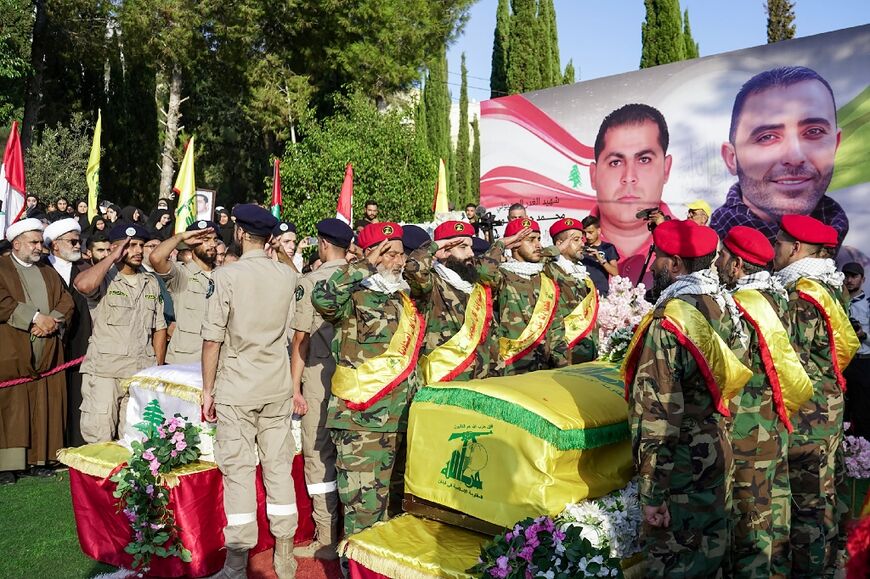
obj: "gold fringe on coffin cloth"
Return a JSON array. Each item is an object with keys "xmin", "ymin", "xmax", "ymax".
[
  {"xmin": 57, "ymin": 442, "xmax": 217, "ymax": 488},
  {"xmin": 120, "ymin": 375, "xmax": 203, "ymax": 404}
]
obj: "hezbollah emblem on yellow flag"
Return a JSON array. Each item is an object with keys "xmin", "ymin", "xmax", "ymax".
[{"xmin": 174, "ymin": 137, "xmax": 197, "ymax": 234}]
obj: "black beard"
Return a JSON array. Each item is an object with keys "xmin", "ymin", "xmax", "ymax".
[
  {"xmin": 443, "ymin": 256, "xmax": 479, "ymax": 284},
  {"xmin": 651, "ymin": 267, "xmax": 673, "ymax": 300}
]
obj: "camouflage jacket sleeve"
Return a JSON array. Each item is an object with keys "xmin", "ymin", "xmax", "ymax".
[
  {"xmin": 476, "ymin": 240, "xmax": 506, "ymax": 289},
  {"xmin": 629, "ymin": 317, "xmax": 685, "ymax": 506},
  {"xmin": 404, "ymin": 241, "xmax": 437, "ymax": 299},
  {"xmin": 788, "ymin": 289, "xmax": 823, "ymax": 365},
  {"xmin": 311, "ymin": 261, "xmax": 376, "ymax": 324}
]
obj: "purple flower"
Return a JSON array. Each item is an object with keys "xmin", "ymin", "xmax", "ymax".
[
  {"xmin": 145, "ymin": 484, "xmax": 154, "ymax": 496},
  {"xmin": 135, "ymin": 530, "xmax": 144, "ymax": 542},
  {"xmin": 505, "ymin": 531, "xmax": 514, "ymax": 541},
  {"xmin": 142, "ymin": 448, "xmax": 156, "ymax": 461},
  {"xmin": 489, "ymin": 555, "xmax": 510, "ymax": 578},
  {"xmin": 175, "ymin": 440, "xmax": 187, "ymax": 452},
  {"xmin": 519, "ymin": 545, "xmax": 535, "ymax": 561},
  {"xmin": 171, "ymin": 431, "xmax": 184, "ymax": 444},
  {"xmin": 171, "ymin": 450, "xmax": 178, "ymax": 458},
  {"xmin": 149, "ymin": 459, "xmax": 160, "ymax": 475},
  {"xmin": 157, "ymin": 426, "xmax": 165, "ymax": 438}
]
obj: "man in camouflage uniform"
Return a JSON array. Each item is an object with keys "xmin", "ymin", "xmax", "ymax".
[
  {"xmin": 716, "ymin": 226, "xmax": 795, "ymax": 578},
  {"xmin": 311, "ymin": 222, "xmax": 422, "ymax": 541},
  {"xmin": 625, "ymin": 220, "xmax": 749, "ymax": 577},
  {"xmin": 290, "ymin": 219, "xmax": 355, "ymax": 560},
  {"xmin": 545, "ymin": 218, "xmax": 598, "ymax": 366},
  {"xmin": 773, "ymin": 214, "xmax": 858, "ymax": 577},
  {"xmin": 404, "ymin": 220, "xmax": 497, "ymax": 382},
  {"xmin": 478, "ymin": 218, "xmax": 562, "ymax": 375}
]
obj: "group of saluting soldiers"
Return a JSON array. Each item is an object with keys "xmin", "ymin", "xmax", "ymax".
[{"xmin": 0, "ymin": 198, "xmax": 858, "ymax": 579}]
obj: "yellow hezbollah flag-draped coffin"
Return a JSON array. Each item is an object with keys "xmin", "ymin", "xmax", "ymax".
[{"xmin": 404, "ymin": 361, "xmax": 634, "ymax": 529}]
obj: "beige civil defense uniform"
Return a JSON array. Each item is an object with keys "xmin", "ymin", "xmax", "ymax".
[
  {"xmin": 202, "ymin": 249, "xmax": 299, "ymax": 550},
  {"xmin": 292, "ymin": 258, "xmax": 345, "ymax": 545},
  {"xmin": 160, "ymin": 259, "xmax": 212, "ymax": 364},
  {"xmin": 79, "ymin": 267, "xmax": 165, "ymax": 443}
]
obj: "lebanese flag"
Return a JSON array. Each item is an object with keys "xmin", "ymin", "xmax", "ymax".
[
  {"xmin": 271, "ymin": 158, "xmax": 282, "ymax": 218},
  {"xmin": 336, "ymin": 163, "xmax": 353, "ymax": 225},
  {"xmin": 0, "ymin": 121, "xmax": 26, "ymax": 238}
]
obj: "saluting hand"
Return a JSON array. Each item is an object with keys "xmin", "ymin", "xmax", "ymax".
[
  {"xmin": 365, "ymin": 241, "xmax": 392, "ymax": 269},
  {"xmin": 110, "ymin": 237, "xmax": 131, "ymax": 264},
  {"xmin": 435, "ymin": 238, "xmax": 465, "ymax": 252},
  {"xmin": 179, "ymin": 229, "xmax": 211, "ymax": 248},
  {"xmin": 501, "ymin": 228, "xmax": 532, "ymax": 250}
]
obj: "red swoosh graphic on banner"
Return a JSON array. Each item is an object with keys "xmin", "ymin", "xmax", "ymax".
[
  {"xmin": 481, "ymin": 95, "xmax": 595, "ymax": 165},
  {"xmin": 481, "ymin": 166, "xmax": 597, "ymax": 211}
]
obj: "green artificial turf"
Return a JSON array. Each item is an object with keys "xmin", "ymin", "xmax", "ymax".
[{"xmin": 0, "ymin": 472, "xmax": 117, "ymax": 578}]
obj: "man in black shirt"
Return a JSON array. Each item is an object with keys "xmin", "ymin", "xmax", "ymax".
[{"xmin": 581, "ymin": 216, "xmax": 619, "ymax": 295}]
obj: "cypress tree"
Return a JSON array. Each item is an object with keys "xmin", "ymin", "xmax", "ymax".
[
  {"xmin": 563, "ymin": 59, "xmax": 575, "ymax": 84},
  {"xmin": 490, "ymin": 0, "xmax": 511, "ymax": 98},
  {"xmin": 471, "ymin": 116, "xmax": 480, "ymax": 205},
  {"xmin": 506, "ymin": 0, "xmax": 541, "ymax": 93},
  {"xmin": 455, "ymin": 53, "xmax": 471, "ymax": 207},
  {"xmin": 546, "ymin": 0, "xmax": 561, "ymax": 86},
  {"xmin": 536, "ymin": 0, "xmax": 554, "ymax": 87},
  {"xmin": 640, "ymin": 0, "xmax": 686, "ymax": 69},
  {"xmin": 682, "ymin": 9, "xmax": 699, "ymax": 59},
  {"xmin": 422, "ymin": 45, "xmax": 451, "ymax": 176},
  {"xmin": 766, "ymin": 0, "xmax": 796, "ymax": 43}
]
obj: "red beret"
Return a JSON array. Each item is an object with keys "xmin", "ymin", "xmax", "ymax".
[
  {"xmin": 652, "ymin": 219, "xmax": 719, "ymax": 258},
  {"xmin": 779, "ymin": 214, "xmax": 835, "ymax": 246},
  {"xmin": 357, "ymin": 222, "xmax": 403, "ymax": 250},
  {"xmin": 434, "ymin": 220, "xmax": 475, "ymax": 241},
  {"xmin": 504, "ymin": 217, "xmax": 540, "ymax": 237},
  {"xmin": 723, "ymin": 225, "xmax": 774, "ymax": 266},
  {"xmin": 549, "ymin": 217, "xmax": 583, "ymax": 239}
]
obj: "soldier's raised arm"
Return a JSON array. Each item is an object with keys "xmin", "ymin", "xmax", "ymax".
[
  {"xmin": 312, "ymin": 261, "xmax": 374, "ymax": 323},
  {"xmin": 404, "ymin": 242, "xmax": 437, "ymax": 298}
]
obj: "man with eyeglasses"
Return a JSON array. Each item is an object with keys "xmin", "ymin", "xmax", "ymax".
[{"xmin": 43, "ymin": 218, "xmax": 92, "ymax": 447}]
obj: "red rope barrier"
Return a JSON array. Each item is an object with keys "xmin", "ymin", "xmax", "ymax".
[{"xmin": 0, "ymin": 356, "xmax": 85, "ymax": 389}]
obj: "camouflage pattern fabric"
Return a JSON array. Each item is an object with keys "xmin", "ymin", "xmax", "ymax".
[
  {"xmin": 543, "ymin": 260, "xmax": 598, "ymax": 367},
  {"xmin": 311, "ymin": 261, "xmax": 422, "ymax": 433},
  {"xmin": 729, "ymin": 290, "xmax": 791, "ymax": 579},
  {"xmin": 331, "ymin": 429, "xmax": 406, "ymax": 537},
  {"xmin": 477, "ymin": 241, "xmax": 562, "ymax": 375},
  {"xmin": 628, "ymin": 294, "xmax": 738, "ymax": 577},
  {"xmin": 784, "ymin": 279, "xmax": 849, "ymax": 578},
  {"xmin": 404, "ymin": 241, "xmax": 498, "ymax": 381}
]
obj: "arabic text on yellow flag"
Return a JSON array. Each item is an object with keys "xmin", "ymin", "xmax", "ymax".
[
  {"xmin": 86, "ymin": 111, "xmax": 101, "ymax": 221},
  {"xmin": 433, "ymin": 158, "xmax": 449, "ymax": 214},
  {"xmin": 405, "ymin": 362, "xmax": 634, "ymax": 528},
  {"xmin": 174, "ymin": 136, "xmax": 196, "ymax": 234}
]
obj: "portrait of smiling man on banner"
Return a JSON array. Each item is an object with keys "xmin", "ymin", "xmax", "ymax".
[{"xmin": 711, "ymin": 66, "xmax": 845, "ymax": 248}]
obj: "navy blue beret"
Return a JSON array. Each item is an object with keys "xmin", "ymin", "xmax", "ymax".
[
  {"xmin": 471, "ymin": 236, "xmax": 490, "ymax": 257},
  {"xmin": 316, "ymin": 218, "xmax": 353, "ymax": 249},
  {"xmin": 232, "ymin": 204, "xmax": 278, "ymax": 237},
  {"xmin": 271, "ymin": 221, "xmax": 297, "ymax": 237},
  {"xmin": 109, "ymin": 222, "xmax": 151, "ymax": 242},
  {"xmin": 401, "ymin": 225, "xmax": 430, "ymax": 253},
  {"xmin": 186, "ymin": 220, "xmax": 219, "ymax": 234}
]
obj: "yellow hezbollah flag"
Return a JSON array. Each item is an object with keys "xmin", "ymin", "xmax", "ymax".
[
  {"xmin": 173, "ymin": 136, "xmax": 196, "ymax": 234},
  {"xmin": 432, "ymin": 158, "xmax": 449, "ymax": 214},
  {"xmin": 86, "ymin": 110, "xmax": 101, "ymax": 221}
]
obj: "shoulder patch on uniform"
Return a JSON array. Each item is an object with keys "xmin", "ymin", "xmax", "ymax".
[
  {"xmin": 206, "ymin": 278, "xmax": 215, "ymax": 299},
  {"xmin": 295, "ymin": 285, "xmax": 305, "ymax": 301}
]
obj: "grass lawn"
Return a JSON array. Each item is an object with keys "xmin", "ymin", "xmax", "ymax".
[{"xmin": 0, "ymin": 471, "xmax": 116, "ymax": 579}]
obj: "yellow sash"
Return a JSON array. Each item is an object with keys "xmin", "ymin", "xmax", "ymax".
[
  {"xmin": 499, "ymin": 274, "xmax": 560, "ymax": 365},
  {"xmin": 733, "ymin": 289, "xmax": 812, "ymax": 428},
  {"xmin": 420, "ymin": 284, "xmax": 493, "ymax": 384},
  {"xmin": 622, "ymin": 298, "xmax": 752, "ymax": 415},
  {"xmin": 563, "ymin": 278, "xmax": 599, "ymax": 348},
  {"xmin": 332, "ymin": 292, "xmax": 426, "ymax": 410},
  {"xmin": 796, "ymin": 278, "xmax": 860, "ymax": 390}
]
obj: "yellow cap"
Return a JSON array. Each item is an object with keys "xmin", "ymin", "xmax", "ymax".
[{"xmin": 686, "ymin": 199, "xmax": 712, "ymax": 217}]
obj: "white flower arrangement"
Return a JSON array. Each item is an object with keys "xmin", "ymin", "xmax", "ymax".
[
  {"xmin": 557, "ymin": 479, "xmax": 642, "ymax": 560},
  {"xmin": 597, "ymin": 277, "xmax": 652, "ymax": 362}
]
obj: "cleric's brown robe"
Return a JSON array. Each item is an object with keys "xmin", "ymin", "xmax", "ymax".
[{"xmin": 0, "ymin": 254, "xmax": 73, "ymax": 464}]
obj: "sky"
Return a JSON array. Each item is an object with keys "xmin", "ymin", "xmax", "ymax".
[{"xmin": 447, "ymin": 0, "xmax": 870, "ymax": 104}]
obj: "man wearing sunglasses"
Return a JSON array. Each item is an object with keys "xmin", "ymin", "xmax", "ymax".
[{"xmin": 43, "ymin": 218, "xmax": 93, "ymax": 448}]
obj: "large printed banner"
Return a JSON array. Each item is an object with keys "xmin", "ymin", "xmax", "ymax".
[{"xmin": 481, "ymin": 25, "xmax": 870, "ymax": 282}]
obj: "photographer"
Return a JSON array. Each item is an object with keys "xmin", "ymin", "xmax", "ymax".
[
  {"xmin": 843, "ymin": 262, "xmax": 870, "ymax": 438},
  {"xmin": 580, "ymin": 216, "xmax": 619, "ymax": 296}
]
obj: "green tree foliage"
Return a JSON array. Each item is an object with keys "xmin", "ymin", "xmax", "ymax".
[
  {"xmin": 506, "ymin": 0, "xmax": 541, "ymax": 93},
  {"xmin": 470, "ymin": 116, "xmax": 480, "ymax": 205},
  {"xmin": 766, "ymin": 0, "xmax": 796, "ymax": 43},
  {"xmin": 682, "ymin": 9, "xmax": 699, "ymax": 59},
  {"xmin": 640, "ymin": 0, "xmax": 686, "ymax": 68},
  {"xmin": 422, "ymin": 46, "xmax": 451, "ymax": 179},
  {"xmin": 0, "ymin": 0, "xmax": 33, "ymax": 126},
  {"xmin": 563, "ymin": 59, "xmax": 576, "ymax": 84},
  {"xmin": 455, "ymin": 53, "xmax": 471, "ymax": 208},
  {"xmin": 24, "ymin": 113, "xmax": 95, "ymax": 204},
  {"xmin": 536, "ymin": 0, "xmax": 554, "ymax": 87},
  {"xmin": 544, "ymin": 0, "xmax": 561, "ymax": 86},
  {"xmin": 490, "ymin": 0, "xmax": 511, "ymax": 98},
  {"xmin": 278, "ymin": 93, "xmax": 435, "ymax": 236}
]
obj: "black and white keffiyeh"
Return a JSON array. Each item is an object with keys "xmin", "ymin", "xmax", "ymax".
[{"xmin": 774, "ymin": 257, "xmax": 844, "ymax": 289}]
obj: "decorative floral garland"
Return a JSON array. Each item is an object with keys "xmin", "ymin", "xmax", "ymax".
[
  {"xmin": 596, "ymin": 277, "xmax": 651, "ymax": 362},
  {"xmin": 110, "ymin": 400, "xmax": 202, "ymax": 574},
  {"xmin": 470, "ymin": 481, "xmax": 641, "ymax": 578}
]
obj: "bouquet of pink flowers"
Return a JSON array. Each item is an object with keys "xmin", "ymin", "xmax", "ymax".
[{"xmin": 597, "ymin": 276, "xmax": 652, "ymax": 362}]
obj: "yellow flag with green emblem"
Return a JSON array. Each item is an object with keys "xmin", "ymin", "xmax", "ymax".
[
  {"xmin": 173, "ymin": 136, "xmax": 196, "ymax": 234},
  {"xmin": 86, "ymin": 111, "xmax": 101, "ymax": 221}
]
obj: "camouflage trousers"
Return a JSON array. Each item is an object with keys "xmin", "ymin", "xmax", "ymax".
[
  {"xmin": 330, "ymin": 429, "xmax": 406, "ymax": 538},
  {"xmin": 731, "ymin": 425, "xmax": 790, "ymax": 579}
]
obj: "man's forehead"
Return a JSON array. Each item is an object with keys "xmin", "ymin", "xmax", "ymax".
[
  {"xmin": 738, "ymin": 81, "xmax": 836, "ymax": 130},
  {"xmin": 58, "ymin": 231, "xmax": 81, "ymax": 241},
  {"xmin": 601, "ymin": 120, "xmax": 664, "ymax": 156}
]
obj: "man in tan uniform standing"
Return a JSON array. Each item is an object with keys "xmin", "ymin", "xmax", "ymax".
[
  {"xmin": 148, "ymin": 220, "xmax": 218, "ymax": 363},
  {"xmin": 201, "ymin": 204, "xmax": 299, "ymax": 579},
  {"xmin": 74, "ymin": 223, "xmax": 167, "ymax": 443},
  {"xmin": 290, "ymin": 218, "xmax": 354, "ymax": 560}
]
